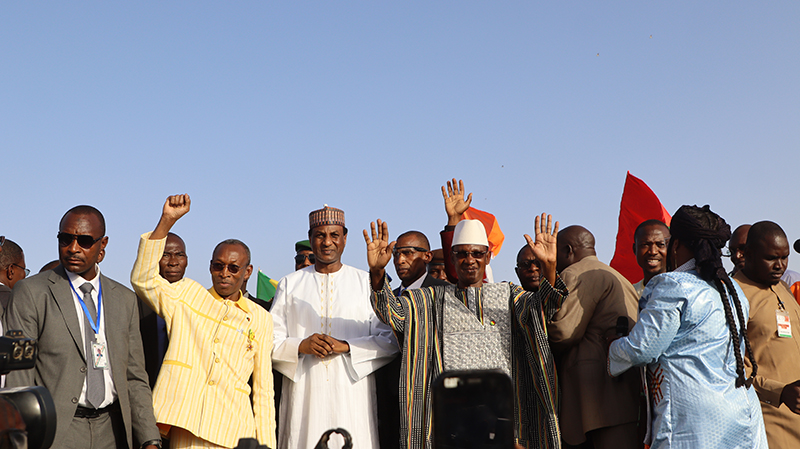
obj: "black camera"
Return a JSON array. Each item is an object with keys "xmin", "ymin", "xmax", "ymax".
[
  {"xmin": 0, "ymin": 330, "xmax": 37, "ymax": 375},
  {"xmin": 433, "ymin": 370, "xmax": 514, "ymax": 449},
  {"xmin": 1, "ymin": 330, "xmax": 57, "ymax": 449}
]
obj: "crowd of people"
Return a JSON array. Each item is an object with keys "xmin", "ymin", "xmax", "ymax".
[{"xmin": 1, "ymin": 178, "xmax": 799, "ymax": 449}]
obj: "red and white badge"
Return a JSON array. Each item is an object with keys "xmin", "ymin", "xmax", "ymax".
[{"xmin": 776, "ymin": 310, "xmax": 792, "ymax": 338}]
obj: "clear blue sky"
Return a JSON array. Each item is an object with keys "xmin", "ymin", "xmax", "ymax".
[{"xmin": 3, "ymin": 2, "xmax": 799, "ymax": 289}]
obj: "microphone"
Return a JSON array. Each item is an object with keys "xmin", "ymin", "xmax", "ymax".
[
  {"xmin": 616, "ymin": 316, "xmax": 629, "ymax": 337},
  {"xmin": 794, "ymin": 239, "xmax": 800, "ymax": 255},
  {"xmin": 613, "ymin": 317, "xmax": 629, "ymax": 382}
]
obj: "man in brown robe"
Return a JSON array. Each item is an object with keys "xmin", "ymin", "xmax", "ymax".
[{"xmin": 734, "ymin": 220, "xmax": 800, "ymax": 449}]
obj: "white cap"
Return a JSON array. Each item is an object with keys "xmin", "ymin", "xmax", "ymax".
[{"xmin": 452, "ymin": 220, "xmax": 489, "ymax": 248}]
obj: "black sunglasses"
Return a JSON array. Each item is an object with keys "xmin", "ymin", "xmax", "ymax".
[
  {"xmin": 516, "ymin": 260, "xmax": 539, "ymax": 270},
  {"xmin": 210, "ymin": 262, "xmax": 243, "ymax": 274},
  {"xmin": 452, "ymin": 249, "xmax": 489, "ymax": 260},
  {"xmin": 295, "ymin": 253, "xmax": 316, "ymax": 264},
  {"xmin": 57, "ymin": 232, "xmax": 103, "ymax": 249}
]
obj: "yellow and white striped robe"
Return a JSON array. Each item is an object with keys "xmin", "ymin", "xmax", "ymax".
[{"xmin": 132, "ymin": 233, "xmax": 276, "ymax": 448}]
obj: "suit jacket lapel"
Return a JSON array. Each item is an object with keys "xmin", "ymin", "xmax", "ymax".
[
  {"xmin": 420, "ymin": 273, "xmax": 434, "ymax": 288},
  {"xmin": 49, "ymin": 267, "xmax": 87, "ymax": 361},
  {"xmin": 100, "ymin": 275, "xmax": 126, "ymax": 382}
]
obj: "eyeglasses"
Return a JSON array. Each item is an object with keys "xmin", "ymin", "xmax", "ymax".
[
  {"xmin": 12, "ymin": 263, "xmax": 30, "ymax": 277},
  {"xmin": 393, "ymin": 246, "xmax": 429, "ymax": 258},
  {"xmin": 294, "ymin": 253, "xmax": 316, "ymax": 264},
  {"xmin": 516, "ymin": 260, "xmax": 539, "ymax": 270},
  {"xmin": 210, "ymin": 262, "xmax": 243, "ymax": 274},
  {"xmin": 57, "ymin": 232, "xmax": 103, "ymax": 249},
  {"xmin": 452, "ymin": 249, "xmax": 489, "ymax": 260},
  {"xmin": 722, "ymin": 245, "xmax": 745, "ymax": 258},
  {"xmin": 0, "ymin": 236, "xmax": 5, "ymax": 246}
]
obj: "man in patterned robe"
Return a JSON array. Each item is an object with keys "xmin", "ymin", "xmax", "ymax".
[{"xmin": 365, "ymin": 208, "xmax": 567, "ymax": 449}]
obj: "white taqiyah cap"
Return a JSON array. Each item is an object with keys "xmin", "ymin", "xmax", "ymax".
[{"xmin": 452, "ymin": 220, "xmax": 489, "ymax": 248}]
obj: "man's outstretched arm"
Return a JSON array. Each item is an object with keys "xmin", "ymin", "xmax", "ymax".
[
  {"xmin": 150, "ymin": 194, "xmax": 191, "ymax": 240},
  {"xmin": 440, "ymin": 178, "xmax": 472, "ymax": 283}
]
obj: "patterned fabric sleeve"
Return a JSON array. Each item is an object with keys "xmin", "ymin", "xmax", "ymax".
[
  {"xmin": 370, "ymin": 274, "xmax": 407, "ymax": 334},
  {"xmin": 512, "ymin": 275, "xmax": 568, "ymax": 326},
  {"xmin": 510, "ymin": 276, "xmax": 567, "ymax": 449}
]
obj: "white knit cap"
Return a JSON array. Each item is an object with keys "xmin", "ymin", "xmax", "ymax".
[{"xmin": 452, "ymin": 220, "xmax": 489, "ymax": 247}]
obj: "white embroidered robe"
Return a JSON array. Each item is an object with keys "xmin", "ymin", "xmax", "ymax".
[{"xmin": 272, "ymin": 264, "xmax": 398, "ymax": 449}]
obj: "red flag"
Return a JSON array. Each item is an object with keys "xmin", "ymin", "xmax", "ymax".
[
  {"xmin": 609, "ymin": 172, "xmax": 671, "ymax": 284},
  {"xmin": 463, "ymin": 207, "xmax": 505, "ymax": 257}
]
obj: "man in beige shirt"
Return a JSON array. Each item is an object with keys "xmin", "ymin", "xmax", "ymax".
[{"xmin": 734, "ymin": 220, "xmax": 800, "ymax": 449}]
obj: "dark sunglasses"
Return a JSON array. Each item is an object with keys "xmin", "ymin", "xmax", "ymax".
[
  {"xmin": 392, "ymin": 246, "xmax": 428, "ymax": 257},
  {"xmin": 517, "ymin": 260, "xmax": 539, "ymax": 270},
  {"xmin": 57, "ymin": 232, "xmax": 103, "ymax": 249},
  {"xmin": 295, "ymin": 253, "xmax": 316, "ymax": 264},
  {"xmin": 452, "ymin": 249, "xmax": 489, "ymax": 260},
  {"xmin": 211, "ymin": 262, "xmax": 243, "ymax": 274}
]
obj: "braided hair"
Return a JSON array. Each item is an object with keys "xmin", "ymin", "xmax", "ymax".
[{"xmin": 668, "ymin": 205, "xmax": 757, "ymax": 388}]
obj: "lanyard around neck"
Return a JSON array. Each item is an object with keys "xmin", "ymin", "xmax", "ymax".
[{"xmin": 68, "ymin": 277, "xmax": 103, "ymax": 335}]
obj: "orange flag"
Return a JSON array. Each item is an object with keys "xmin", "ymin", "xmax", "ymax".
[
  {"xmin": 609, "ymin": 172, "xmax": 671, "ymax": 284},
  {"xmin": 463, "ymin": 207, "xmax": 505, "ymax": 257}
]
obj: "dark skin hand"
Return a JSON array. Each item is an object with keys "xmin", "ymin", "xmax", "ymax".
[
  {"xmin": 365, "ymin": 214, "xmax": 558, "ymax": 289},
  {"xmin": 299, "ymin": 333, "xmax": 350, "ymax": 358},
  {"xmin": 364, "ymin": 219, "xmax": 396, "ymax": 291},
  {"xmin": 438, "ymin": 178, "xmax": 558, "ymax": 284},
  {"xmin": 150, "ymin": 194, "xmax": 191, "ymax": 240},
  {"xmin": 442, "ymin": 178, "xmax": 472, "ymax": 226},
  {"xmin": 781, "ymin": 379, "xmax": 800, "ymax": 414}
]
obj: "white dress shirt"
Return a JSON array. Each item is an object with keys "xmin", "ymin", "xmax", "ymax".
[{"xmin": 66, "ymin": 266, "xmax": 118, "ymax": 407}]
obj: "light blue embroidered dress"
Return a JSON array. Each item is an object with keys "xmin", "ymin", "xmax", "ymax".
[{"xmin": 608, "ymin": 260, "xmax": 767, "ymax": 449}]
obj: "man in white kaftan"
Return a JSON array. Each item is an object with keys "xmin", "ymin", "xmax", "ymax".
[{"xmin": 272, "ymin": 206, "xmax": 398, "ymax": 449}]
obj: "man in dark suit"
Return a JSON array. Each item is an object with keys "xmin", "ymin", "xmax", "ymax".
[
  {"xmin": 378, "ymin": 230, "xmax": 449, "ymax": 449},
  {"xmin": 7, "ymin": 205, "xmax": 161, "ymax": 449},
  {"xmin": 139, "ymin": 232, "xmax": 187, "ymax": 390},
  {"xmin": 0, "ymin": 237, "xmax": 28, "ymax": 388},
  {"xmin": 391, "ymin": 231, "xmax": 450, "ymax": 297},
  {"xmin": 0, "ymin": 238, "xmax": 27, "ymax": 313}
]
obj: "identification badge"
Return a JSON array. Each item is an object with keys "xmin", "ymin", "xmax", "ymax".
[
  {"xmin": 776, "ymin": 310, "xmax": 792, "ymax": 338},
  {"xmin": 92, "ymin": 340, "xmax": 108, "ymax": 369}
]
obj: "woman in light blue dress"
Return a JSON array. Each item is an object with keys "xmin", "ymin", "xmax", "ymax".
[{"xmin": 608, "ymin": 205, "xmax": 767, "ymax": 449}]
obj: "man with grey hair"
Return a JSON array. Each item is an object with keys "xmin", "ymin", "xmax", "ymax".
[{"xmin": 365, "ymin": 179, "xmax": 568, "ymax": 449}]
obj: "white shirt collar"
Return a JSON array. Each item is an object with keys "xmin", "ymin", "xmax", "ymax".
[
  {"xmin": 400, "ymin": 272, "xmax": 427, "ymax": 295},
  {"xmin": 65, "ymin": 264, "xmax": 102, "ymax": 292}
]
